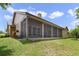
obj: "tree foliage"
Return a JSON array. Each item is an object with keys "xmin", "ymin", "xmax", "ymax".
[
  {"xmin": 75, "ymin": 8, "xmax": 79, "ymax": 19},
  {"xmin": 71, "ymin": 8, "xmax": 79, "ymax": 40},
  {"xmin": 0, "ymin": 31, "xmax": 4, "ymax": 34},
  {"xmin": 0, "ymin": 3, "xmax": 11, "ymax": 10},
  {"xmin": 69, "ymin": 26, "xmax": 79, "ymax": 39}
]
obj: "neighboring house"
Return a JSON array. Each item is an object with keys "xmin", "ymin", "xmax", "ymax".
[{"xmin": 7, "ymin": 11, "xmax": 68, "ymax": 40}]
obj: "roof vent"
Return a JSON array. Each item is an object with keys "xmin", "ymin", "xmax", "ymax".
[{"xmin": 37, "ymin": 13, "xmax": 42, "ymax": 18}]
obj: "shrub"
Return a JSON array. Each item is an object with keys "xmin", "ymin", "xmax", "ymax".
[{"xmin": 0, "ymin": 34, "xmax": 9, "ymax": 38}]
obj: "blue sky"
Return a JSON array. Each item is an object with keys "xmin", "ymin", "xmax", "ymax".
[{"xmin": 0, "ymin": 3, "xmax": 79, "ymax": 32}]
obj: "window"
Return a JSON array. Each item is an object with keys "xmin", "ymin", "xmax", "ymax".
[
  {"xmin": 57, "ymin": 29, "xmax": 62, "ymax": 37},
  {"xmin": 44, "ymin": 24, "xmax": 51, "ymax": 37},
  {"xmin": 28, "ymin": 25, "xmax": 41, "ymax": 37},
  {"xmin": 33, "ymin": 27, "xmax": 36, "ymax": 35},
  {"xmin": 53, "ymin": 27, "xmax": 57, "ymax": 37}
]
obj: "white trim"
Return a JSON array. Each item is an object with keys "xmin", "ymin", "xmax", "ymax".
[
  {"xmin": 42, "ymin": 24, "xmax": 44, "ymax": 38},
  {"xmin": 57, "ymin": 28, "xmax": 59, "ymax": 37},
  {"xmin": 51, "ymin": 27, "xmax": 53, "ymax": 37},
  {"xmin": 26, "ymin": 17, "xmax": 28, "ymax": 38}
]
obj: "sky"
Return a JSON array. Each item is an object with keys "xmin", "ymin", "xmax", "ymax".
[{"xmin": 0, "ymin": 3, "xmax": 79, "ymax": 32}]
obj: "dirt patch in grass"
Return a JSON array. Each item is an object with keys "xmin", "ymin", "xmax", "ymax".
[{"xmin": 42, "ymin": 43, "xmax": 73, "ymax": 56}]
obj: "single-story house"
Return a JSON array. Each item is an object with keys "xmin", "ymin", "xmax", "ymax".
[{"xmin": 7, "ymin": 11, "xmax": 69, "ymax": 40}]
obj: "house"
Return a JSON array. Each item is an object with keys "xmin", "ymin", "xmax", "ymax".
[{"xmin": 7, "ymin": 11, "xmax": 68, "ymax": 40}]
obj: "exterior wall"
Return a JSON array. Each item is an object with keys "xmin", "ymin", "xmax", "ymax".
[
  {"xmin": 62, "ymin": 29, "xmax": 68, "ymax": 38},
  {"xmin": 7, "ymin": 25, "xmax": 11, "ymax": 35},
  {"xmin": 14, "ymin": 13, "xmax": 27, "ymax": 37},
  {"xmin": 13, "ymin": 12, "xmax": 68, "ymax": 39},
  {"xmin": 7, "ymin": 25, "xmax": 16, "ymax": 37}
]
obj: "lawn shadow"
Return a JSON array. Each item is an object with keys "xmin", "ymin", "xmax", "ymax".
[
  {"xmin": 20, "ymin": 38, "xmax": 62, "ymax": 44},
  {"xmin": 71, "ymin": 38, "xmax": 79, "ymax": 41},
  {"xmin": 0, "ymin": 46, "xmax": 14, "ymax": 56}
]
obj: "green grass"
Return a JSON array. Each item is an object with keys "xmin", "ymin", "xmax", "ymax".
[
  {"xmin": 0, "ymin": 34, "xmax": 5, "ymax": 36},
  {"xmin": 0, "ymin": 37, "xmax": 79, "ymax": 56}
]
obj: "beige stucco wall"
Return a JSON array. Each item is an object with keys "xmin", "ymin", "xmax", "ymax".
[
  {"xmin": 7, "ymin": 25, "xmax": 11, "ymax": 35},
  {"xmin": 14, "ymin": 12, "xmax": 27, "ymax": 37},
  {"xmin": 62, "ymin": 29, "xmax": 68, "ymax": 38}
]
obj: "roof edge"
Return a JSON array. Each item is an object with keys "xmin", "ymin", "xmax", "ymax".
[{"xmin": 13, "ymin": 11, "xmax": 68, "ymax": 30}]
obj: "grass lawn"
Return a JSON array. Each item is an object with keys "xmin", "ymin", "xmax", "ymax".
[
  {"xmin": 0, "ymin": 37, "xmax": 79, "ymax": 56},
  {"xmin": 0, "ymin": 34, "xmax": 5, "ymax": 36}
]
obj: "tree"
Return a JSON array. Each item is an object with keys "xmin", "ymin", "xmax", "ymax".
[
  {"xmin": 69, "ymin": 26, "xmax": 79, "ymax": 40},
  {"xmin": 0, "ymin": 3, "xmax": 11, "ymax": 10},
  {"xmin": 0, "ymin": 31, "xmax": 3, "ymax": 34},
  {"xmin": 76, "ymin": 8, "xmax": 79, "ymax": 19},
  {"xmin": 71, "ymin": 8, "xmax": 79, "ymax": 40}
]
